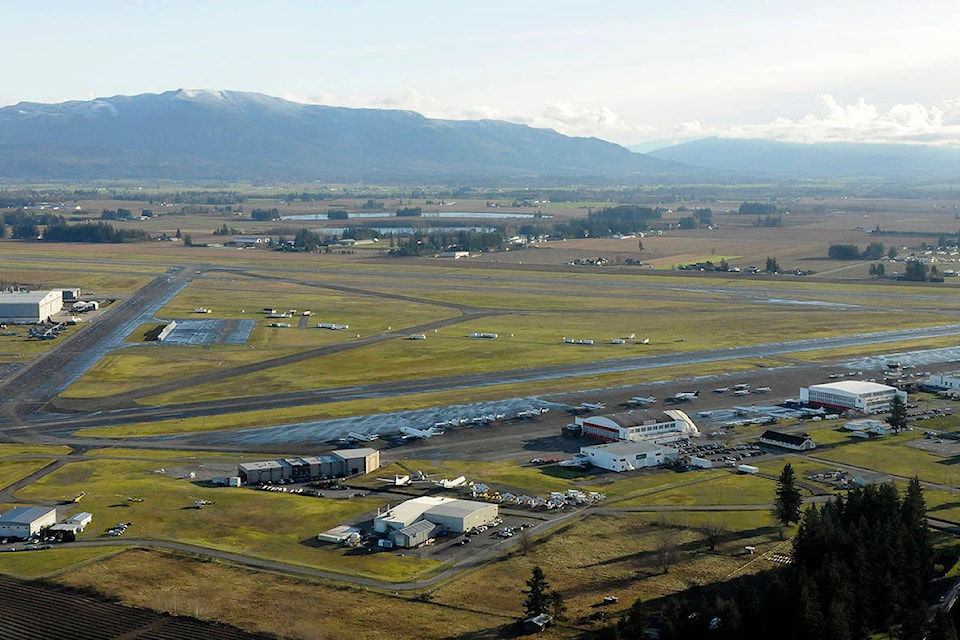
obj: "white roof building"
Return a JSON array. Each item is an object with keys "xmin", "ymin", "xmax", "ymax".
[
  {"xmin": 579, "ymin": 441, "xmax": 678, "ymax": 472},
  {"xmin": 0, "ymin": 506, "xmax": 57, "ymax": 538},
  {"xmin": 0, "ymin": 290, "xmax": 63, "ymax": 323},
  {"xmin": 374, "ymin": 496, "xmax": 498, "ymax": 536},
  {"xmin": 800, "ymin": 380, "xmax": 906, "ymax": 414},
  {"xmin": 575, "ymin": 409, "xmax": 698, "ymax": 443}
]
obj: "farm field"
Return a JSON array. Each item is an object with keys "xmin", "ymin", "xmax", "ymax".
[{"xmin": 1, "ymin": 191, "xmax": 960, "ymax": 638}]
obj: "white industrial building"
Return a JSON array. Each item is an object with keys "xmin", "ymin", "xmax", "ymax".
[
  {"xmin": 238, "ymin": 448, "xmax": 380, "ymax": 484},
  {"xmin": 374, "ymin": 496, "xmax": 498, "ymax": 541},
  {"xmin": 800, "ymin": 380, "xmax": 906, "ymax": 414},
  {"xmin": 0, "ymin": 506, "xmax": 57, "ymax": 539},
  {"xmin": 575, "ymin": 409, "xmax": 698, "ymax": 443},
  {"xmin": 0, "ymin": 290, "xmax": 63, "ymax": 323},
  {"xmin": 927, "ymin": 373, "xmax": 960, "ymax": 392},
  {"xmin": 579, "ymin": 441, "xmax": 678, "ymax": 472}
]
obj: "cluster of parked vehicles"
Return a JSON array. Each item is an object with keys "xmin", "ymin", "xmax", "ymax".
[{"xmin": 106, "ymin": 522, "xmax": 133, "ymax": 537}]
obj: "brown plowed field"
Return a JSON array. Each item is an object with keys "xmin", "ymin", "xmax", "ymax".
[{"xmin": 0, "ymin": 574, "xmax": 269, "ymax": 639}]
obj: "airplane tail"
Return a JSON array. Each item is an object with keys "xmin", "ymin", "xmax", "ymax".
[{"xmin": 694, "ymin": 391, "xmax": 700, "ymax": 397}]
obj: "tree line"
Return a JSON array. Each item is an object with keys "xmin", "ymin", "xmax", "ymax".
[{"xmin": 612, "ymin": 475, "xmax": 937, "ymax": 640}]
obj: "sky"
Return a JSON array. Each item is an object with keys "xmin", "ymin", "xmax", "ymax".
[{"xmin": 5, "ymin": 0, "xmax": 960, "ymax": 147}]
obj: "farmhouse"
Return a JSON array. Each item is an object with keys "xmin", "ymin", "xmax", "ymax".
[
  {"xmin": 760, "ymin": 430, "xmax": 816, "ymax": 451},
  {"xmin": 800, "ymin": 380, "xmax": 906, "ymax": 414},
  {"xmin": 579, "ymin": 440, "xmax": 678, "ymax": 472},
  {"xmin": 237, "ymin": 448, "xmax": 380, "ymax": 484},
  {"xmin": 575, "ymin": 409, "xmax": 698, "ymax": 443},
  {"xmin": 0, "ymin": 506, "xmax": 57, "ymax": 539},
  {"xmin": 374, "ymin": 496, "xmax": 498, "ymax": 541},
  {"xmin": 0, "ymin": 290, "xmax": 63, "ymax": 324}
]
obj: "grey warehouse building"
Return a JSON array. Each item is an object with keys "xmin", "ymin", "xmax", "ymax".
[
  {"xmin": 0, "ymin": 290, "xmax": 63, "ymax": 324},
  {"xmin": 237, "ymin": 448, "xmax": 380, "ymax": 484},
  {"xmin": 0, "ymin": 506, "xmax": 57, "ymax": 539}
]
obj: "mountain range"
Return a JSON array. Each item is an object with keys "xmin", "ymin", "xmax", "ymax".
[
  {"xmin": 2, "ymin": 89, "xmax": 960, "ymax": 183},
  {"xmin": 0, "ymin": 89, "xmax": 684, "ymax": 183}
]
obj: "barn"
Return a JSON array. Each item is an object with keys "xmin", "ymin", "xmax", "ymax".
[
  {"xmin": 0, "ymin": 290, "xmax": 63, "ymax": 324},
  {"xmin": 760, "ymin": 430, "xmax": 816, "ymax": 451}
]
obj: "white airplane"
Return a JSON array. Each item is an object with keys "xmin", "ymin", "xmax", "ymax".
[
  {"xmin": 628, "ymin": 396, "xmax": 656, "ymax": 405},
  {"xmin": 754, "ymin": 386, "xmax": 772, "ymax": 393},
  {"xmin": 348, "ymin": 431, "xmax": 379, "ymax": 442},
  {"xmin": 434, "ymin": 476, "xmax": 467, "ymax": 489},
  {"xmin": 400, "ymin": 426, "xmax": 444, "ymax": 439},
  {"xmin": 194, "ymin": 499, "xmax": 214, "ymax": 508},
  {"xmin": 639, "ymin": 338, "xmax": 650, "ymax": 345},
  {"xmin": 672, "ymin": 391, "xmax": 699, "ymax": 401},
  {"xmin": 580, "ymin": 402, "xmax": 606, "ymax": 411},
  {"xmin": 517, "ymin": 407, "xmax": 549, "ymax": 419},
  {"xmin": 733, "ymin": 383, "xmax": 750, "ymax": 390},
  {"xmin": 378, "ymin": 474, "xmax": 411, "ymax": 486},
  {"xmin": 714, "ymin": 387, "xmax": 729, "ymax": 393},
  {"xmin": 733, "ymin": 389, "xmax": 751, "ymax": 397}
]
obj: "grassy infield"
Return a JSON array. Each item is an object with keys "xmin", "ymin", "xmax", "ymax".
[{"xmin": 0, "ymin": 241, "xmax": 958, "ymax": 637}]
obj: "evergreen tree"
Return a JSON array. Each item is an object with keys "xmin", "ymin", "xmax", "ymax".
[
  {"xmin": 886, "ymin": 395, "xmax": 908, "ymax": 434},
  {"xmin": 775, "ymin": 463, "xmax": 803, "ymax": 528},
  {"xmin": 523, "ymin": 565, "xmax": 550, "ymax": 617}
]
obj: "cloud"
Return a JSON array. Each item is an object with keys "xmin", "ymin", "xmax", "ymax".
[
  {"xmin": 721, "ymin": 95, "xmax": 960, "ymax": 146},
  {"xmin": 283, "ymin": 91, "xmax": 655, "ymax": 142}
]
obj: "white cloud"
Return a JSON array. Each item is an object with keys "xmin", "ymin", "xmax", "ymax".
[{"xmin": 721, "ymin": 95, "xmax": 960, "ymax": 146}]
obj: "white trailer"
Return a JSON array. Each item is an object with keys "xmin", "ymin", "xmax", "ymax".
[{"xmin": 737, "ymin": 464, "xmax": 759, "ymax": 475}]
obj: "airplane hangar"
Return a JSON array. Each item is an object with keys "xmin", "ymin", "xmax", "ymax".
[
  {"xmin": 237, "ymin": 448, "xmax": 380, "ymax": 484},
  {"xmin": 0, "ymin": 290, "xmax": 63, "ymax": 323},
  {"xmin": 575, "ymin": 409, "xmax": 699, "ymax": 443},
  {"xmin": 374, "ymin": 496, "xmax": 498, "ymax": 537}
]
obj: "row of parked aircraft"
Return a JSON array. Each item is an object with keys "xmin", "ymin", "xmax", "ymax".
[{"xmin": 377, "ymin": 471, "xmax": 467, "ymax": 489}]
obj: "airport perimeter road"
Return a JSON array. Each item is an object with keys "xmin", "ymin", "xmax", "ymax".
[{"xmin": 0, "ymin": 265, "xmax": 198, "ymax": 422}]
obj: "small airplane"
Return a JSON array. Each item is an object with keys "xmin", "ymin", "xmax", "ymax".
[
  {"xmin": 116, "ymin": 494, "xmax": 143, "ymax": 503},
  {"xmin": 639, "ymin": 338, "xmax": 650, "ymax": 345},
  {"xmin": 733, "ymin": 383, "xmax": 750, "ymax": 390},
  {"xmin": 580, "ymin": 402, "xmax": 606, "ymax": 411},
  {"xmin": 193, "ymin": 499, "xmax": 215, "ymax": 508},
  {"xmin": 672, "ymin": 391, "xmax": 699, "ymax": 401},
  {"xmin": 400, "ymin": 426, "xmax": 444, "ymax": 439},
  {"xmin": 733, "ymin": 389, "xmax": 751, "ymax": 397},
  {"xmin": 714, "ymin": 387, "xmax": 729, "ymax": 393},
  {"xmin": 434, "ymin": 476, "xmax": 467, "ymax": 489},
  {"xmin": 71, "ymin": 491, "xmax": 86, "ymax": 503},
  {"xmin": 517, "ymin": 407, "xmax": 550, "ymax": 419},
  {"xmin": 754, "ymin": 386, "xmax": 772, "ymax": 393},
  {"xmin": 347, "ymin": 431, "xmax": 379, "ymax": 442},
  {"xmin": 628, "ymin": 396, "xmax": 656, "ymax": 405},
  {"xmin": 378, "ymin": 474, "xmax": 411, "ymax": 486}
]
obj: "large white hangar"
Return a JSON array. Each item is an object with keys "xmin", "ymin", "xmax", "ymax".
[
  {"xmin": 0, "ymin": 506, "xmax": 57, "ymax": 539},
  {"xmin": 580, "ymin": 441, "xmax": 678, "ymax": 472},
  {"xmin": 800, "ymin": 380, "xmax": 906, "ymax": 414},
  {"xmin": 0, "ymin": 290, "xmax": 63, "ymax": 323},
  {"xmin": 575, "ymin": 409, "xmax": 698, "ymax": 443},
  {"xmin": 374, "ymin": 496, "xmax": 498, "ymax": 539}
]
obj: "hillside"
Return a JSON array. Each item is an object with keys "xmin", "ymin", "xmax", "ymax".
[
  {"xmin": 648, "ymin": 136, "xmax": 960, "ymax": 179},
  {"xmin": 0, "ymin": 89, "xmax": 690, "ymax": 183}
]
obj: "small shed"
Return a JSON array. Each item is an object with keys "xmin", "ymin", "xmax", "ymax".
[
  {"xmin": 390, "ymin": 520, "xmax": 437, "ymax": 548},
  {"xmin": 523, "ymin": 614, "xmax": 552, "ymax": 633}
]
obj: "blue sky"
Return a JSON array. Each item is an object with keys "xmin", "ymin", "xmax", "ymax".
[{"xmin": 6, "ymin": 0, "xmax": 960, "ymax": 146}]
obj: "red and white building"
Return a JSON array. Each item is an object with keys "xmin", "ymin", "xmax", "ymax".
[
  {"xmin": 800, "ymin": 380, "xmax": 906, "ymax": 414},
  {"xmin": 575, "ymin": 409, "xmax": 698, "ymax": 443}
]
